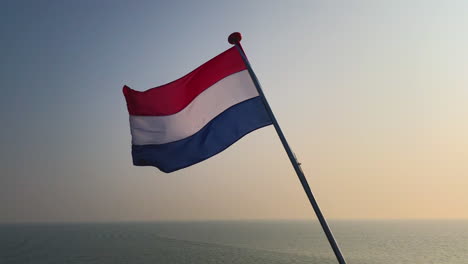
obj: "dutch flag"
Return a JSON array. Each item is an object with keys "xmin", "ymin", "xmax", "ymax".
[{"xmin": 123, "ymin": 47, "xmax": 272, "ymax": 173}]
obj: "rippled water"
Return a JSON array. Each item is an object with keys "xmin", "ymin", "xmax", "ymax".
[{"xmin": 1, "ymin": 220, "xmax": 467, "ymax": 263}]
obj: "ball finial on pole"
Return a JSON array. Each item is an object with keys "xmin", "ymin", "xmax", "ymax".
[{"xmin": 228, "ymin": 32, "xmax": 242, "ymax": 44}]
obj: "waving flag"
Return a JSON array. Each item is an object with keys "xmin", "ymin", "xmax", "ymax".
[
  {"xmin": 122, "ymin": 33, "xmax": 347, "ymax": 263},
  {"xmin": 123, "ymin": 47, "xmax": 272, "ymax": 172}
]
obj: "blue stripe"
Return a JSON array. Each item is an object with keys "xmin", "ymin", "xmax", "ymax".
[{"xmin": 131, "ymin": 97, "xmax": 272, "ymax": 173}]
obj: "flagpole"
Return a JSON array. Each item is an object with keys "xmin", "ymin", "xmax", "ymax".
[{"xmin": 228, "ymin": 32, "xmax": 347, "ymax": 264}]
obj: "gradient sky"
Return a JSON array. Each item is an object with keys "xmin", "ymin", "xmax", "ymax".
[{"xmin": 1, "ymin": 0, "xmax": 467, "ymax": 223}]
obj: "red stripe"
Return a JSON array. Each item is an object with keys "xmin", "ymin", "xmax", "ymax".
[{"xmin": 123, "ymin": 47, "xmax": 246, "ymax": 116}]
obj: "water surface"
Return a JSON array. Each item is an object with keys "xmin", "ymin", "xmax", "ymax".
[{"xmin": 1, "ymin": 220, "xmax": 467, "ymax": 263}]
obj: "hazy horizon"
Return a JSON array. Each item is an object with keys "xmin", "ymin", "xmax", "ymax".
[
  {"xmin": 2, "ymin": 0, "xmax": 468, "ymax": 223},
  {"xmin": 3, "ymin": 218, "xmax": 468, "ymax": 225}
]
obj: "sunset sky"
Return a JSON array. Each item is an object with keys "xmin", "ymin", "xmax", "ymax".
[{"xmin": 1, "ymin": 0, "xmax": 467, "ymax": 223}]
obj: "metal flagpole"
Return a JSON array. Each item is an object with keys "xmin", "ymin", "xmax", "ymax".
[{"xmin": 228, "ymin": 32, "xmax": 347, "ymax": 264}]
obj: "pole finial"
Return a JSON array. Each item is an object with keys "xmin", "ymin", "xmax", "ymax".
[{"xmin": 228, "ymin": 32, "xmax": 242, "ymax": 44}]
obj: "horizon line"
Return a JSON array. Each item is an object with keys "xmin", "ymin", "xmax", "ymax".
[{"xmin": 2, "ymin": 217, "xmax": 468, "ymax": 225}]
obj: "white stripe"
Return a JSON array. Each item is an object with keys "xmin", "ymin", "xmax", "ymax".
[{"xmin": 130, "ymin": 70, "xmax": 258, "ymax": 145}]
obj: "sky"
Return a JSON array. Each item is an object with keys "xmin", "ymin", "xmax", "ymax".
[{"xmin": 1, "ymin": 0, "xmax": 467, "ymax": 223}]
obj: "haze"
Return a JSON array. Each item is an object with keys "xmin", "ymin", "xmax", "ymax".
[{"xmin": 1, "ymin": 0, "xmax": 467, "ymax": 223}]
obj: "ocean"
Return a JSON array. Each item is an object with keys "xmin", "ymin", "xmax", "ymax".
[{"xmin": 1, "ymin": 220, "xmax": 467, "ymax": 264}]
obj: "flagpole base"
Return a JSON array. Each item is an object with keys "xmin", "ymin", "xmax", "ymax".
[{"xmin": 228, "ymin": 32, "xmax": 242, "ymax": 44}]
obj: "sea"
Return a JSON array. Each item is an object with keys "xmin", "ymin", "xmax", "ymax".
[{"xmin": 1, "ymin": 220, "xmax": 467, "ymax": 264}]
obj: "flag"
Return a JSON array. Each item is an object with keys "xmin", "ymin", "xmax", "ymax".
[{"xmin": 123, "ymin": 47, "xmax": 272, "ymax": 172}]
